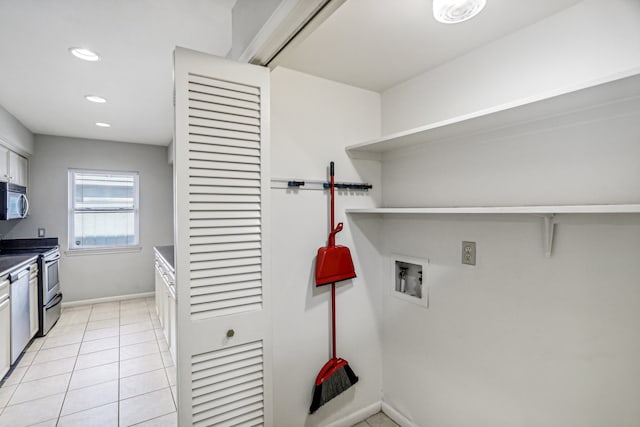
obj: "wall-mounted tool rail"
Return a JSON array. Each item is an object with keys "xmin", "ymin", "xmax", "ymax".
[
  {"xmin": 322, "ymin": 182, "xmax": 372, "ymax": 190},
  {"xmin": 271, "ymin": 178, "xmax": 372, "ymax": 191}
]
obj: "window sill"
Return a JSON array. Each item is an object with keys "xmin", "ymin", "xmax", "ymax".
[{"xmin": 65, "ymin": 246, "xmax": 143, "ymax": 257}]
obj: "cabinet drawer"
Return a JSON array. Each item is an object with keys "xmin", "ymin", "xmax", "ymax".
[
  {"xmin": 0, "ymin": 276, "xmax": 9, "ymax": 300},
  {"xmin": 29, "ymin": 263, "xmax": 38, "ymax": 280}
]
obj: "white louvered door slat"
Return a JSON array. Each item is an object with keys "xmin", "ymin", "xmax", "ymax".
[
  {"xmin": 189, "ymin": 100, "xmax": 261, "ymax": 118},
  {"xmin": 189, "ymin": 134, "xmax": 261, "ymax": 149},
  {"xmin": 190, "ymin": 240, "xmax": 262, "ymax": 251},
  {"xmin": 174, "ymin": 47, "xmax": 271, "ymax": 426},
  {"xmin": 189, "ymin": 109, "xmax": 261, "ymax": 126},
  {"xmin": 191, "ymin": 281, "xmax": 263, "ymax": 296},
  {"xmin": 191, "ymin": 273, "xmax": 262, "ymax": 289},
  {"xmin": 189, "ymin": 126, "xmax": 261, "ymax": 141},
  {"xmin": 189, "ymin": 74, "xmax": 261, "ymax": 95},
  {"xmin": 191, "ymin": 249, "xmax": 262, "ymax": 261}
]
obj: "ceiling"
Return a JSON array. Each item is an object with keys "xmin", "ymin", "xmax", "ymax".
[
  {"xmin": 0, "ymin": 0, "xmax": 584, "ymax": 147},
  {"xmin": 279, "ymin": 0, "xmax": 583, "ymax": 92},
  {"xmin": 0, "ymin": 0, "xmax": 236, "ymax": 146}
]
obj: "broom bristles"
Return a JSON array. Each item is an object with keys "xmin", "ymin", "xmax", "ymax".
[{"xmin": 309, "ymin": 364, "xmax": 359, "ymax": 414}]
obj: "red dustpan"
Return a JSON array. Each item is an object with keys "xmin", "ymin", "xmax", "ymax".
[
  {"xmin": 315, "ymin": 162, "xmax": 356, "ymax": 286},
  {"xmin": 315, "ymin": 222, "xmax": 356, "ymax": 285}
]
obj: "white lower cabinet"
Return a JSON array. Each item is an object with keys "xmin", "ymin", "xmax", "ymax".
[
  {"xmin": 155, "ymin": 264, "xmax": 164, "ymax": 326},
  {"xmin": 0, "ymin": 275, "xmax": 10, "ymax": 379},
  {"xmin": 154, "ymin": 253, "xmax": 176, "ymax": 365},
  {"xmin": 28, "ymin": 263, "xmax": 38, "ymax": 339},
  {"xmin": 168, "ymin": 286, "xmax": 176, "ymax": 363},
  {"xmin": 162, "ymin": 286, "xmax": 170, "ymax": 343}
]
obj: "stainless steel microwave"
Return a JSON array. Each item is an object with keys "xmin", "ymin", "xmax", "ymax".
[{"xmin": 0, "ymin": 182, "xmax": 29, "ymax": 220}]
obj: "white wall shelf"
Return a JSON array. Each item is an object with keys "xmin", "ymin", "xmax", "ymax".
[
  {"xmin": 346, "ymin": 68, "xmax": 640, "ymax": 159},
  {"xmin": 346, "ymin": 204, "xmax": 640, "ymax": 215},
  {"xmin": 347, "ymin": 204, "xmax": 640, "ymax": 258},
  {"xmin": 345, "ymin": 69, "xmax": 640, "ymax": 257}
]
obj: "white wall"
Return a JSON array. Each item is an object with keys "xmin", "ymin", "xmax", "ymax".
[
  {"xmin": 382, "ymin": 112, "xmax": 640, "ymax": 208},
  {"xmin": 381, "ymin": 0, "xmax": 640, "ymax": 134},
  {"xmin": 374, "ymin": 214, "xmax": 640, "ymax": 427},
  {"xmin": 370, "ymin": 1, "xmax": 640, "ymax": 425},
  {"xmin": 270, "ymin": 67, "xmax": 383, "ymax": 426},
  {"xmin": 0, "ymin": 103, "xmax": 34, "ymax": 155},
  {"xmin": 4, "ymin": 135, "xmax": 173, "ymax": 302},
  {"xmin": 230, "ymin": 0, "xmax": 283, "ymax": 59}
]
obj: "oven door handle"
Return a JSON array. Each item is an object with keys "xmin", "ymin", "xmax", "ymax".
[
  {"xmin": 45, "ymin": 293, "xmax": 63, "ymax": 309},
  {"xmin": 45, "ymin": 254, "xmax": 61, "ymax": 263}
]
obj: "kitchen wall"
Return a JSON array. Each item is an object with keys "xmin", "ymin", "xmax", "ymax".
[
  {"xmin": 270, "ymin": 67, "xmax": 384, "ymax": 426},
  {"xmin": 4, "ymin": 134, "xmax": 173, "ymax": 302},
  {"xmin": 0, "ymin": 103, "xmax": 34, "ymax": 155},
  {"xmin": 365, "ymin": 0, "xmax": 640, "ymax": 425},
  {"xmin": 382, "ymin": 0, "xmax": 640, "ymax": 134}
]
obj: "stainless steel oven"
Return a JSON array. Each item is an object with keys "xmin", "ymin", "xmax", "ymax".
[
  {"xmin": 40, "ymin": 248, "xmax": 61, "ymax": 335},
  {"xmin": 42, "ymin": 249, "xmax": 60, "ymax": 304}
]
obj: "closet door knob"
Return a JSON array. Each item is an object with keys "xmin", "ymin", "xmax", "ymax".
[{"xmin": 226, "ymin": 329, "xmax": 235, "ymax": 338}]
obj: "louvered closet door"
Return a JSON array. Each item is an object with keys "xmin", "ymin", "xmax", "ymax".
[{"xmin": 174, "ymin": 47, "xmax": 271, "ymax": 427}]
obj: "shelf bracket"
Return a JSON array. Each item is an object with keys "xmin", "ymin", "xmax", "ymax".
[{"xmin": 543, "ymin": 214, "xmax": 555, "ymax": 258}]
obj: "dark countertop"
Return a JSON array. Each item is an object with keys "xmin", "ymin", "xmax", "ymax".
[
  {"xmin": 154, "ymin": 245, "xmax": 174, "ymax": 273},
  {"xmin": 0, "ymin": 254, "xmax": 39, "ymax": 277},
  {"xmin": 0, "ymin": 238, "xmax": 59, "ymax": 252}
]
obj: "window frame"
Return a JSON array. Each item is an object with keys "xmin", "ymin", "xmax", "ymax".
[{"xmin": 68, "ymin": 168, "xmax": 140, "ymax": 251}]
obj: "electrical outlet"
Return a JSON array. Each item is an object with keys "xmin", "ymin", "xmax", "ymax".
[
  {"xmin": 462, "ymin": 241, "xmax": 476, "ymax": 265},
  {"xmin": 37, "ymin": 228, "xmax": 45, "ymax": 238}
]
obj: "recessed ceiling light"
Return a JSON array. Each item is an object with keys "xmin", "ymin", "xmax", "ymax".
[
  {"xmin": 433, "ymin": 0, "xmax": 486, "ymax": 24},
  {"xmin": 95, "ymin": 122, "xmax": 111, "ymax": 128},
  {"xmin": 69, "ymin": 47, "xmax": 100, "ymax": 61},
  {"xmin": 85, "ymin": 95, "xmax": 107, "ymax": 104}
]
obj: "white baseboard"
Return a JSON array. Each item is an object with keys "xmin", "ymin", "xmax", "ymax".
[
  {"xmin": 61, "ymin": 292, "xmax": 154, "ymax": 308},
  {"xmin": 325, "ymin": 401, "xmax": 382, "ymax": 427},
  {"xmin": 382, "ymin": 401, "xmax": 418, "ymax": 427}
]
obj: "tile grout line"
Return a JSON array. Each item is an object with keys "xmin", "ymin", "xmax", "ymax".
[
  {"xmin": 118, "ymin": 300, "xmax": 122, "ymax": 426},
  {"xmin": 53, "ymin": 304, "xmax": 91, "ymax": 426},
  {"xmin": 128, "ymin": 410, "xmax": 174, "ymax": 427},
  {"xmin": 45, "ymin": 400, "xmax": 117, "ymax": 424},
  {"xmin": 0, "ymin": 369, "xmax": 21, "ymax": 416},
  {"xmin": 157, "ymin": 305, "xmax": 177, "ymax": 412}
]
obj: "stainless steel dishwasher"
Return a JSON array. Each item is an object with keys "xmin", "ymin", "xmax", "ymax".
[{"xmin": 10, "ymin": 267, "xmax": 30, "ymax": 364}]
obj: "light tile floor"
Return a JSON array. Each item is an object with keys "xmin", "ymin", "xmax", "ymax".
[
  {"xmin": 0, "ymin": 298, "xmax": 177, "ymax": 427},
  {"xmin": 352, "ymin": 412, "xmax": 399, "ymax": 427}
]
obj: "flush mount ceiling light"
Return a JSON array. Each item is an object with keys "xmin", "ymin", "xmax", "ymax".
[
  {"xmin": 95, "ymin": 122, "xmax": 111, "ymax": 128},
  {"xmin": 433, "ymin": 0, "xmax": 486, "ymax": 24},
  {"xmin": 85, "ymin": 95, "xmax": 107, "ymax": 103},
  {"xmin": 69, "ymin": 47, "xmax": 100, "ymax": 61}
]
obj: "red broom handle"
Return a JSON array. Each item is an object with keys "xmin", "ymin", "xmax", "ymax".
[
  {"xmin": 330, "ymin": 161, "xmax": 337, "ymax": 358},
  {"xmin": 331, "ymin": 283, "xmax": 336, "ymax": 359},
  {"xmin": 330, "ymin": 161, "xmax": 335, "ymax": 244}
]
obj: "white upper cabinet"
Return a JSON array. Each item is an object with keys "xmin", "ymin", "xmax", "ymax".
[
  {"xmin": 0, "ymin": 146, "xmax": 8, "ymax": 182},
  {"xmin": 9, "ymin": 152, "xmax": 28, "ymax": 187},
  {"xmin": 0, "ymin": 147, "xmax": 28, "ymax": 187}
]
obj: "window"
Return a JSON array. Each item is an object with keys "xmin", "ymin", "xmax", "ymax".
[{"xmin": 69, "ymin": 169, "xmax": 139, "ymax": 249}]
